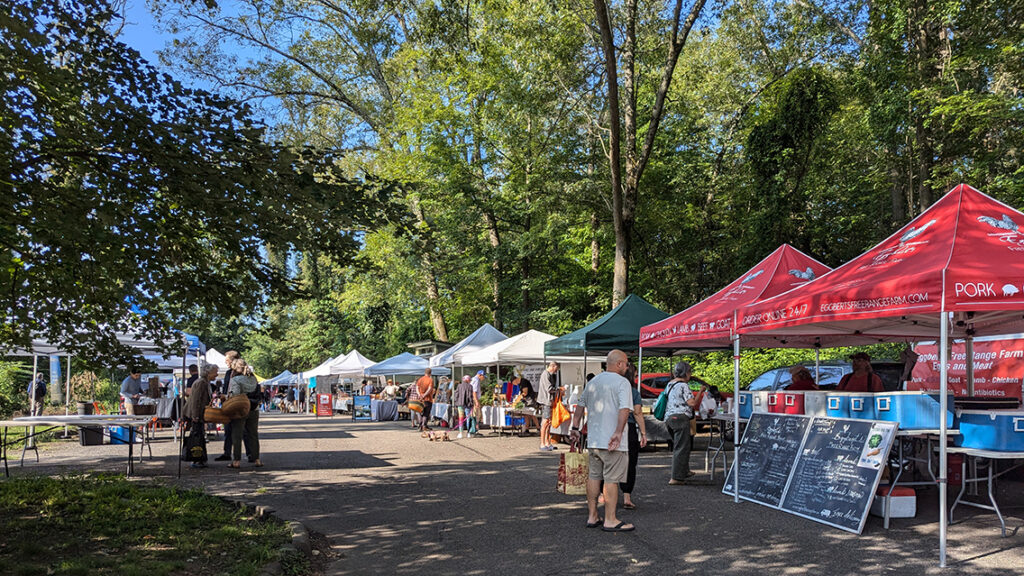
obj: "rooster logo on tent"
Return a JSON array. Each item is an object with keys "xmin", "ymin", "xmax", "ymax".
[
  {"xmin": 788, "ymin": 267, "xmax": 816, "ymax": 281},
  {"xmin": 741, "ymin": 270, "xmax": 764, "ymax": 284},
  {"xmin": 900, "ymin": 219, "xmax": 936, "ymax": 244},
  {"xmin": 978, "ymin": 214, "xmax": 1021, "ymax": 233}
]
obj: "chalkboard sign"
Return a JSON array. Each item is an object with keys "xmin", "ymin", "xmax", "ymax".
[
  {"xmin": 780, "ymin": 418, "xmax": 896, "ymax": 533},
  {"xmin": 723, "ymin": 413, "xmax": 810, "ymax": 507}
]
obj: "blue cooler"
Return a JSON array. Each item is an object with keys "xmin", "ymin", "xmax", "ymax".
[
  {"xmin": 848, "ymin": 394, "xmax": 876, "ymax": 420},
  {"xmin": 826, "ymin": 393, "xmax": 850, "ymax": 418},
  {"xmin": 109, "ymin": 426, "xmax": 137, "ymax": 444},
  {"xmin": 738, "ymin": 391, "xmax": 752, "ymax": 419},
  {"xmin": 955, "ymin": 410, "xmax": 1024, "ymax": 451},
  {"xmin": 875, "ymin": 392, "xmax": 955, "ymax": 430}
]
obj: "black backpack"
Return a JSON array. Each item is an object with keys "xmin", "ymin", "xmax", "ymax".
[{"xmin": 34, "ymin": 379, "xmax": 47, "ymax": 401}]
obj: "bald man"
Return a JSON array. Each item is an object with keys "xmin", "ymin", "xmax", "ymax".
[{"xmin": 569, "ymin": 350, "xmax": 635, "ymax": 533}]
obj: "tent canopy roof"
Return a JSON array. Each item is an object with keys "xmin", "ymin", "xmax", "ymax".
[
  {"xmin": 545, "ymin": 294, "xmax": 669, "ymax": 356},
  {"xmin": 459, "ymin": 329, "xmax": 561, "ymax": 365},
  {"xmin": 640, "ymin": 244, "xmax": 830, "ymax": 351},
  {"xmin": 369, "ymin": 352, "xmax": 451, "ymax": 376},
  {"xmin": 327, "ymin": 350, "xmax": 377, "ymax": 376},
  {"xmin": 429, "ymin": 323, "xmax": 507, "ymax": 367},
  {"xmin": 738, "ymin": 185, "xmax": 1024, "ymax": 346}
]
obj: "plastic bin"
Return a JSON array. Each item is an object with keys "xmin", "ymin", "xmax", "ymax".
[
  {"xmin": 803, "ymin": 391, "xmax": 828, "ymax": 417},
  {"xmin": 848, "ymin": 394, "xmax": 876, "ymax": 420},
  {"xmin": 780, "ymin": 391, "xmax": 805, "ymax": 415},
  {"xmin": 874, "ymin": 392, "xmax": 955, "ymax": 430},
  {"xmin": 870, "ymin": 486, "xmax": 917, "ymax": 518},
  {"xmin": 79, "ymin": 426, "xmax": 103, "ymax": 446}
]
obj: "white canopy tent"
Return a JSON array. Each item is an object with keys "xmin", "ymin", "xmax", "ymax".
[
  {"xmin": 300, "ymin": 355, "xmax": 339, "ymax": 379},
  {"xmin": 428, "ymin": 323, "xmax": 507, "ymax": 368},
  {"xmin": 327, "ymin": 349, "xmax": 377, "ymax": 378}
]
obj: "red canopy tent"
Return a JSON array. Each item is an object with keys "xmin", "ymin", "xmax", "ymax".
[
  {"xmin": 737, "ymin": 184, "xmax": 1024, "ymax": 566},
  {"xmin": 639, "ymin": 244, "xmax": 831, "ymax": 351}
]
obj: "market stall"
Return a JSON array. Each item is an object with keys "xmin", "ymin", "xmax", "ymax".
[{"xmin": 736, "ymin": 184, "xmax": 1024, "ymax": 566}]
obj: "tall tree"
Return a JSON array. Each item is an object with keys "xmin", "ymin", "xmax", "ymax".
[
  {"xmin": 0, "ymin": 0, "xmax": 392, "ymax": 362},
  {"xmin": 592, "ymin": 0, "xmax": 707, "ymax": 306}
]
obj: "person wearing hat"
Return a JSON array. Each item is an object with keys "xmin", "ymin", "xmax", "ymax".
[
  {"xmin": 786, "ymin": 366, "xmax": 819, "ymax": 391},
  {"xmin": 837, "ymin": 352, "xmax": 884, "ymax": 392}
]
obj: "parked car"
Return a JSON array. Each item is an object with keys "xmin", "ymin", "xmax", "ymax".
[
  {"xmin": 746, "ymin": 361, "xmax": 906, "ymax": 392},
  {"xmin": 639, "ymin": 373, "xmax": 671, "ymax": 398}
]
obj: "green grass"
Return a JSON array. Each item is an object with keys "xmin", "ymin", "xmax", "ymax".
[
  {"xmin": 0, "ymin": 475, "xmax": 293, "ymax": 576},
  {"xmin": 2, "ymin": 426, "xmax": 64, "ymax": 449}
]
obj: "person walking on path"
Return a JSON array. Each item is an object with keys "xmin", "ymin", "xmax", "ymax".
[
  {"xmin": 454, "ymin": 375, "xmax": 475, "ymax": 439},
  {"xmin": 664, "ymin": 361, "xmax": 706, "ymax": 485},
  {"xmin": 569, "ymin": 350, "xmax": 635, "ymax": 532},
  {"xmin": 468, "ymin": 370, "xmax": 485, "ymax": 435},
  {"xmin": 537, "ymin": 362, "xmax": 560, "ymax": 451},
  {"xmin": 416, "ymin": 368, "xmax": 435, "ymax": 433},
  {"xmin": 183, "ymin": 364, "xmax": 216, "ymax": 468},
  {"xmin": 215, "ymin": 350, "xmax": 240, "ymax": 462},
  {"xmin": 28, "ymin": 372, "xmax": 46, "ymax": 416},
  {"xmin": 621, "ymin": 363, "xmax": 647, "ymax": 509},
  {"xmin": 227, "ymin": 358, "xmax": 262, "ymax": 469}
]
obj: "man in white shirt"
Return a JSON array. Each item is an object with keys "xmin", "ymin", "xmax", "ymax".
[{"xmin": 569, "ymin": 350, "xmax": 635, "ymax": 533}]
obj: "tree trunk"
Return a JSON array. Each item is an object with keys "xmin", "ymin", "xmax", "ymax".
[
  {"xmin": 411, "ymin": 201, "xmax": 449, "ymax": 342},
  {"xmin": 590, "ymin": 210, "xmax": 600, "ymax": 276},
  {"xmin": 483, "ymin": 210, "xmax": 502, "ymax": 330}
]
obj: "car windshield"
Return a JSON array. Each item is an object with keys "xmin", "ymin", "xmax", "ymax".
[{"xmin": 748, "ymin": 370, "xmax": 778, "ymax": 391}]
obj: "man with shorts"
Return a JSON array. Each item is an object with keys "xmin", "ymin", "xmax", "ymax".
[
  {"xmin": 569, "ymin": 350, "xmax": 635, "ymax": 532},
  {"xmin": 416, "ymin": 368, "xmax": 435, "ymax": 432},
  {"xmin": 537, "ymin": 361, "xmax": 560, "ymax": 451}
]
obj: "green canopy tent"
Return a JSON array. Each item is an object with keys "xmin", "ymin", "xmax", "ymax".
[
  {"xmin": 544, "ymin": 294, "xmax": 669, "ymax": 390},
  {"xmin": 544, "ymin": 294, "xmax": 669, "ymax": 356}
]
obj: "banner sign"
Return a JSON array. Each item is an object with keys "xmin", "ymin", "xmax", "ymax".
[
  {"xmin": 910, "ymin": 339, "xmax": 1024, "ymax": 399},
  {"xmin": 316, "ymin": 393, "xmax": 333, "ymax": 417},
  {"xmin": 352, "ymin": 395, "xmax": 372, "ymax": 421}
]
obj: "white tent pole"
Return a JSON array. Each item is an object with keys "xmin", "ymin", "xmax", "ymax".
[
  {"xmin": 814, "ymin": 348, "xmax": 821, "ymax": 382},
  {"xmin": 733, "ymin": 334, "xmax": 741, "ymax": 503},
  {"xmin": 64, "ymin": 355, "xmax": 71, "ymax": 436},
  {"xmin": 939, "ymin": 312, "xmax": 949, "ymax": 567},
  {"xmin": 965, "ymin": 330, "xmax": 975, "ymax": 396},
  {"xmin": 637, "ymin": 348, "xmax": 644, "ymax": 392},
  {"xmin": 29, "ymin": 354, "xmax": 37, "ymax": 448}
]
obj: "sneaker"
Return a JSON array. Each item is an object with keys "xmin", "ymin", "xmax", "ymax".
[
  {"xmin": 214, "ymin": 454, "xmax": 231, "ymax": 462},
  {"xmin": 456, "ymin": 433, "xmax": 463, "ymax": 439},
  {"xmin": 467, "ymin": 433, "xmax": 473, "ymax": 439},
  {"xmin": 540, "ymin": 445, "xmax": 552, "ymax": 451}
]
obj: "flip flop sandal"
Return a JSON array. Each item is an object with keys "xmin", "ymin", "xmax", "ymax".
[
  {"xmin": 601, "ymin": 521, "xmax": 635, "ymax": 533},
  {"xmin": 622, "ymin": 503, "xmax": 637, "ymax": 510},
  {"xmin": 585, "ymin": 520, "xmax": 601, "ymax": 528}
]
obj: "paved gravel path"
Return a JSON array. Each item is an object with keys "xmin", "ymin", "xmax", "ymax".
[{"xmin": 12, "ymin": 413, "xmax": 1024, "ymax": 575}]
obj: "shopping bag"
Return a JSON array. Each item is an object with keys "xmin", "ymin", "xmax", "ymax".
[
  {"xmin": 181, "ymin": 426, "xmax": 206, "ymax": 462},
  {"xmin": 204, "ymin": 406, "xmax": 231, "ymax": 424},
  {"xmin": 652, "ymin": 381, "xmax": 679, "ymax": 420},
  {"xmin": 551, "ymin": 400, "xmax": 571, "ymax": 429},
  {"xmin": 556, "ymin": 442, "xmax": 589, "ymax": 495},
  {"xmin": 408, "ymin": 400, "xmax": 424, "ymax": 413}
]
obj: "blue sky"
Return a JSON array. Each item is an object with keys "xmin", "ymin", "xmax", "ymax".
[{"xmin": 119, "ymin": 1, "xmax": 166, "ymax": 66}]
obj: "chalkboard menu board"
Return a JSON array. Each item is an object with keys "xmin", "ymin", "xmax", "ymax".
[
  {"xmin": 722, "ymin": 413, "xmax": 810, "ymax": 506},
  {"xmin": 780, "ymin": 418, "xmax": 896, "ymax": 533},
  {"xmin": 723, "ymin": 414, "xmax": 897, "ymax": 534}
]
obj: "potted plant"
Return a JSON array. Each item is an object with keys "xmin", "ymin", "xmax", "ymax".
[{"xmin": 69, "ymin": 371, "xmax": 99, "ymax": 415}]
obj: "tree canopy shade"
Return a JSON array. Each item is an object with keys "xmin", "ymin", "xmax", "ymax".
[
  {"xmin": 544, "ymin": 294, "xmax": 668, "ymax": 356},
  {"xmin": 0, "ymin": 0, "xmax": 397, "ymax": 364}
]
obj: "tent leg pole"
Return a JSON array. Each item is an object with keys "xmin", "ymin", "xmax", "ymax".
[
  {"xmin": 814, "ymin": 348, "xmax": 821, "ymax": 383},
  {"xmin": 637, "ymin": 348, "xmax": 644, "ymax": 391},
  {"xmin": 29, "ymin": 355, "xmax": 37, "ymax": 447},
  {"xmin": 64, "ymin": 355, "xmax": 71, "ymax": 437},
  {"xmin": 733, "ymin": 335, "xmax": 741, "ymax": 504},
  {"xmin": 939, "ymin": 313, "xmax": 949, "ymax": 568}
]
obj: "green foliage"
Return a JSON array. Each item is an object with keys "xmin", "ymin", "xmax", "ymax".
[
  {"xmin": 0, "ymin": 361, "xmax": 28, "ymax": 418},
  {"xmin": 0, "ymin": 475, "xmax": 291, "ymax": 576},
  {"xmin": 1, "ymin": 0, "xmax": 397, "ymax": 365}
]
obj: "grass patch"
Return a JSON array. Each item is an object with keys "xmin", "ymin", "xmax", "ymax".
[
  {"xmin": 0, "ymin": 475, "xmax": 293, "ymax": 576},
  {"xmin": 2, "ymin": 426, "xmax": 66, "ymax": 449}
]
